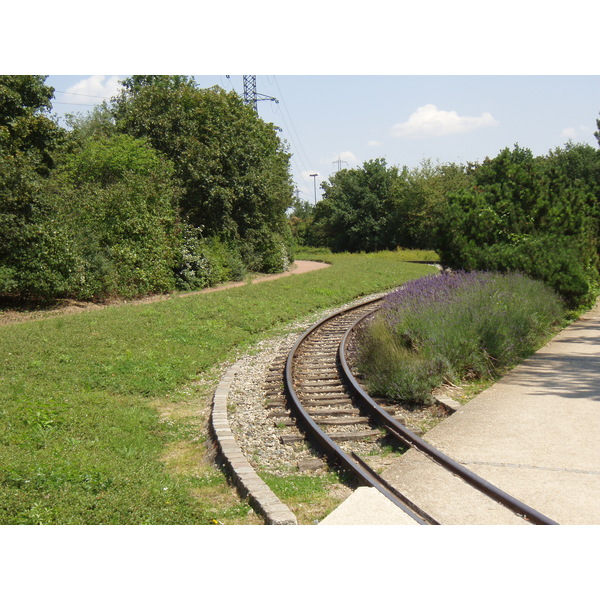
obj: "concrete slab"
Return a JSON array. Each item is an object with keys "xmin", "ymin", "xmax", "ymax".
[{"xmin": 318, "ymin": 486, "xmax": 419, "ymax": 525}]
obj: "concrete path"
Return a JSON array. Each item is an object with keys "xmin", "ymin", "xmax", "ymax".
[{"xmin": 320, "ymin": 302, "xmax": 600, "ymax": 525}]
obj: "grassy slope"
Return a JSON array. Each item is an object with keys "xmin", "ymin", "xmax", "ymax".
[{"xmin": 0, "ymin": 249, "xmax": 437, "ymax": 524}]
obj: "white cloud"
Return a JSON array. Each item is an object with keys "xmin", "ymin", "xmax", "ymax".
[
  {"xmin": 367, "ymin": 140, "xmax": 382, "ymax": 147},
  {"xmin": 560, "ymin": 125, "xmax": 593, "ymax": 139},
  {"xmin": 338, "ymin": 150, "xmax": 359, "ymax": 164},
  {"xmin": 63, "ymin": 75, "xmax": 123, "ymax": 105},
  {"xmin": 560, "ymin": 127, "xmax": 578, "ymax": 138},
  {"xmin": 391, "ymin": 104, "xmax": 498, "ymax": 139}
]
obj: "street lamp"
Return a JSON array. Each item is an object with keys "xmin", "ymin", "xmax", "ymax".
[{"xmin": 310, "ymin": 173, "xmax": 318, "ymax": 205}]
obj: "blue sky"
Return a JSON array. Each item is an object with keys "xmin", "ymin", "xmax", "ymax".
[{"xmin": 45, "ymin": 74, "xmax": 600, "ymax": 203}]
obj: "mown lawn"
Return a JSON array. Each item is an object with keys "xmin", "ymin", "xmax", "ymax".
[{"xmin": 0, "ymin": 249, "xmax": 437, "ymax": 524}]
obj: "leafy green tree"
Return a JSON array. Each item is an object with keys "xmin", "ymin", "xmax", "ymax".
[
  {"xmin": 46, "ymin": 133, "xmax": 182, "ymax": 299},
  {"xmin": 314, "ymin": 159, "xmax": 407, "ymax": 252},
  {"xmin": 0, "ymin": 75, "xmax": 58, "ymax": 163},
  {"xmin": 400, "ymin": 159, "xmax": 474, "ymax": 249},
  {"xmin": 0, "ymin": 75, "xmax": 64, "ymax": 295},
  {"xmin": 288, "ymin": 198, "xmax": 318, "ymax": 246},
  {"xmin": 63, "ymin": 104, "xmax": 117, "ymax": 146},
  {"xmin": 111, "ymin": 76, "xmax": 295, "ymax": 272}
]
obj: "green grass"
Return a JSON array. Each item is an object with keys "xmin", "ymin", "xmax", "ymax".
[
  {"xmin": 0, "ymin": 249, "xmax": 437, "ymax": 524},
  {"xmin": 259, "ymin": 471, "xmax": 351, "ymax": 524}
]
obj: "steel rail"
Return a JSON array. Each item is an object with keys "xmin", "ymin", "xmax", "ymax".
[
  {"xmin": 283, "ymin": 296, "xmax": 437, "ymax": 525},
  {"xmin": 338, "ymin": 309, "xmax": 560, "ymax": 525}
]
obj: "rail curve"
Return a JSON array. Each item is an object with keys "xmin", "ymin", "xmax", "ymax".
[{"xmin": 283, "ymin": 295, "xmax": 559, "ymax": 525}]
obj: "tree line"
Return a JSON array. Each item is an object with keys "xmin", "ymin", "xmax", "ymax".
[
  {"xmin": 0, "ymin": 75, "xmax": 295, "ymax": 301},
  {"xmin": 4, "ymin": 75, "xmax": 599, "ymax": 310},
  {"xmin": 292, "ymin": 137, "xmax": 600, "ymax": 309}
]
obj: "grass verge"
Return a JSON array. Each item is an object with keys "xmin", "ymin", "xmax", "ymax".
[{"xmin": 0, "ymin": 249, "xmax": 437, "ymax": 524}]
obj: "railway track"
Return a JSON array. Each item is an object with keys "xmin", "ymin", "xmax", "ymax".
[{"xmin": 270, "ymin": 295, "xmax": 559, "ymax": 525}]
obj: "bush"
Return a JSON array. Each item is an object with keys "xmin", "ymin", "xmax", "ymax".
[
  {"xmin": 174, "ymin": 226, "xmax": 247, "ymax": 291},
  {"xmin": 355, "ymin": 271, "xmax": 565, "ymax": 404},
  {"xmin": 16, "ymin": 134, "xmax": 183, "ymax": 300},
  {"xmin": 434, "ymin": 145, "xmax": 600, "ymax": 309},
  {"xmin": 464, "ymin": 234, "xmax": 598, "ymax": 309},
  {"xmin": 239, "ymin": 226, "xmax": 293, "ymax": 274}
]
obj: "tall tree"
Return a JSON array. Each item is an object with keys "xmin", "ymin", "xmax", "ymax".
[
  {"xmin": 434, "ymin": 144, "xmax": 600, "ymax": 308},
  {"xmin": 314, "ymin": 159, "xmax": 406, "ymax": 252},
  {"xmin": 0, "ymin": 76, "xmax": 63, "ymax": 295},
  {"xmin": 111, "ymin": 76, "xmax": 295, "ymax": 272}
]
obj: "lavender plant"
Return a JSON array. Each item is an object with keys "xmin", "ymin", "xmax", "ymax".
[{"xmin": 356, "ymin": 271, "xmax": 564, "ymax": 404}]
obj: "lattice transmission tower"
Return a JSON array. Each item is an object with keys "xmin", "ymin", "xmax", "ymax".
[{"xmin": 243, "ymin": 75, "xmax": 278, "ymax": 112}]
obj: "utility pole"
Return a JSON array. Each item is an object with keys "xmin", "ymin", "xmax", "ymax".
[
  {"xmin": 310, "ymin": 173, "xmax": 318, "ymax": 205},
  {"xmin": 333, "ymin": 157, "xmax": 348, "ymax": 172},
  {"xmin": 243, "ymin": 75, "xmax": 278, "ymax": 113}
]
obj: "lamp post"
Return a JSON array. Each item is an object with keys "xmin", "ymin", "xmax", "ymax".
[{"xmin": 310, "ymin": 173, "xmax": 318, "ymax": 205}]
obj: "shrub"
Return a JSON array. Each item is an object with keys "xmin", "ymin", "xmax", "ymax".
[
  {"xmin": 434, "ymin": 144, "xmax": 600, "ymax": 309},
  {"xmin": 355, "ymin": 271, "xmax": 565, "ymax": 404},
  {"xmin": 239, "ymin": 226, "xmax": 293, "ymax": 274},
  {"xmin": 33, "ymin": 134, "xmax": 182, "ymax": 300},
  {"xmin": 174, "ymin": 226, "xmax": 247, "ymax": 291}
]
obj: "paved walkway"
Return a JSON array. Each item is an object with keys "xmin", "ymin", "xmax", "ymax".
[{"xmin": 321, "ymin": 301, "xmax": 600, "ymax": 525}]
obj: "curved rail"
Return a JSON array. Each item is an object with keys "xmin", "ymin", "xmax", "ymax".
[
  {"xmin": 284, "ymin": 296, "xmax": 559, "ymax": 525},
  {"xmin": 283, "ymin": 296, "xmax": 438, "ymax": 524},
  {"xmin": 339, "ymin": 309, "xmax": 559, "ymax": 525}
]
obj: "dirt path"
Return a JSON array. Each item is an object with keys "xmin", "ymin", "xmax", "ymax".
[{"xmin": 0, "ymin": 260, "xmax": 331, "ymax": 327}]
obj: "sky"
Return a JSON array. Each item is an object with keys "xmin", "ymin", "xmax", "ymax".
[{"xmin": 44, "ymin": 74, "xmax": 600, "ymax": 203}]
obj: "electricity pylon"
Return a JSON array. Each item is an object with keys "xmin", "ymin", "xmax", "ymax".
[
  {"xmin": 243, "ymin": 75, "xmax": 278, "ymax": 112},
  {"xmin": 333, "ymin": 157, "xmax": 349, "ymax": 172}
]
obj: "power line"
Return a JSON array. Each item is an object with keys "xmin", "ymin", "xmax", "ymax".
[
  {"xmin": 272, "ymin": 77, "xmax": 313, "ymax": 176},
  {"xmin": 270, "ymin": 77, "xmax": 317, "ymax": 194},
  {"xmin": 275, "ymin": 106, "xmax": 312, "ymax": 184},
  {"xmin": 52, "ymin": 101, "xmax": 99, "ymax": 107},
  {"xmin": 53, "ymin": 90, "xmax": 113, "ymax": 100}
]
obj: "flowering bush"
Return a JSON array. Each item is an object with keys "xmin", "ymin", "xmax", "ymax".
[{"xmin": 355, "ymin": 271, "xmax": 565, "ymax": 404}]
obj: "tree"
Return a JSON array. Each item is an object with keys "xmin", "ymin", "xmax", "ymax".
[
  {"xmin": 0, "ymin": 75, "xmax": 57, "ymax": 156},
  {"xmin": 2, "ymin": 129, "xmax": 182, "ymax": 300},
  {"xmin": 314, "ymin": 159, "xmax": 407, "ymax": 252},
  {"xmin": 288, "ymin": 198, "xmax": 323, "ymax": 247},
  {"xmin": 111, "ymin": 76, "xmax": 295, "ymax": 272},
  {"xmin": 0, "ymin": 76, "xmax": 63, "ymax": 295},
  {"xmin": 401, "ymin": 159, "xmax": 473, "ymax": 249}
]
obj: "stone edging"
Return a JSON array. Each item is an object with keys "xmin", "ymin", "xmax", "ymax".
[
  {"xmin": 433, "ymin": 394, "xmax": 462, "ymax": 413},
  {"xmin": 210, "ymin": 359, "xmax": 298, "ymax": 525}
]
